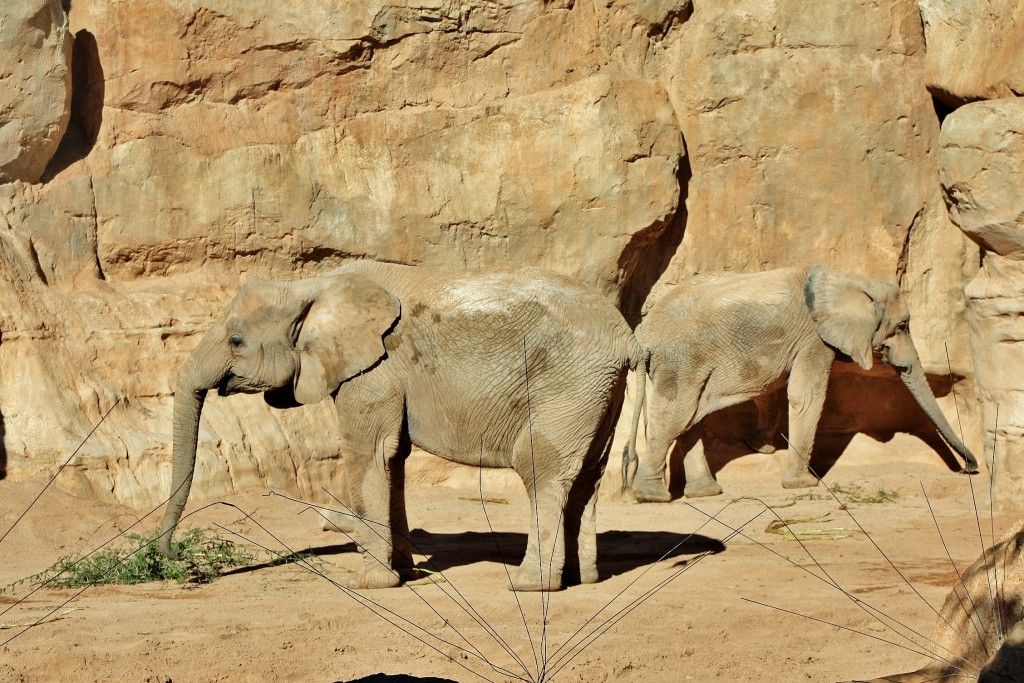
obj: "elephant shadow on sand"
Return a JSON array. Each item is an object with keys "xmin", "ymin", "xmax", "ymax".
[
  {"xmin": 230, "ymin": 529, "xmax": 724, "ymax": 584},
  {"xmin": 339, "ymin": 674, "xmax": 459, "ymax": 683},
  {"xmin": 671, "ymin": 364, "xmax": 969, "ymax": 498}
]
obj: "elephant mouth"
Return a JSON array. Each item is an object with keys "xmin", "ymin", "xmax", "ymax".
[{"xmin": 218, "ymin": 372, "xmax": 246, "ymax": 396}]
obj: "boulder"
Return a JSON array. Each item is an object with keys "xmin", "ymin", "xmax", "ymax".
[
  {"xmin": 0, "ymin": 0, "xmax": 73, "ymax": 183},
  {"xmin": 920, "ymin": 0, "xmax": 1024, "ymax": 106},
  {"xmin": 940, "ymin": 98, "xmax": 1024, "ymax": 503}
]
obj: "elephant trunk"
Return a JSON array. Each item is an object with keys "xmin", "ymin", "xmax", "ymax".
[
  {"xmin": 893, "ymin": 341, "xmax": 979, "ymax": 474},
  {"xmin": 159, "ymin": 334, "xmax": 231, "ymax": 558}
]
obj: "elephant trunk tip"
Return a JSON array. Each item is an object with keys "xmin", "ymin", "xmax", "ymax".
[
  {"xmin": 158, "ymin": 513, "xmax": 183, "ymax": 560},
  {"xmin": 960, "ymin": 456, "xmax": 980, "ymax": 476},
  {"xmin": 158, "ymin": 531, "xmax": 179, "ymax": 560}
]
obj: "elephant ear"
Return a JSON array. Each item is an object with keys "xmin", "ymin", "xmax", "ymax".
[
  {"xmin": 804, "ymin": 265, "xmax": 896, "ymax": 371},
  {"xmin": 293, "ymin": 273, "xmax": 401, "ymax": 405}
]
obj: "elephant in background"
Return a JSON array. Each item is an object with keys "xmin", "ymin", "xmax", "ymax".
[
  {"xmin": 623, "ymin": 265, "xmax": 978, "ymax": 503},
  {"xmin": 160, "ymin": 260, "xmax": 643, "ymax": 590}
]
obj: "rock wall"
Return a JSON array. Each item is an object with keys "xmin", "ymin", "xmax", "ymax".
[
  {"xmin": 940, "ymin": 99, "xmax": 1024, "ymax": 504},
  {"xmin": 1, "ymin": 0, "xmax": 1015, "ymax": 509}
]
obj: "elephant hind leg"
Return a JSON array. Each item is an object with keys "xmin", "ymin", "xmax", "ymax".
[
  {"xmin": 634, "ymin": 375, "xmax": 704, "ymax": 503},
  {"xmin": 510, "ymin": 429, "xmax": 583, "ymax": 592},
  {"xmin": 566, "ymin": 384, "xmax": 623, "ymax": 585},
  {"xmin": 680, "ymin": 423, "xmax": 722, "ymax": 498}
]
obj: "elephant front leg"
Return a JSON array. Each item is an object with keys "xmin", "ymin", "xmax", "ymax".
[
  {"xmin": 781, "ymin": 347, "xmax": 833, "ymax": 489},
  {"xmin": 346, "ymin": 434, "xmax": 410, "ymax": 590}
]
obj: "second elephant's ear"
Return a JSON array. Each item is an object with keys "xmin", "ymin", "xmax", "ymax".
[
  {"xmin": 804, "ymin": 265, "xmax": 896, "ymax": 371},
  {"xmin": 293, "ymin": 273, "xmax": 401, "ymax": 405}
]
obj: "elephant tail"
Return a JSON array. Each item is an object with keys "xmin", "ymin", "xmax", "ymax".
[{"xmin": 621, "ymin": 347, "xmax": 651, "ymax": 494}]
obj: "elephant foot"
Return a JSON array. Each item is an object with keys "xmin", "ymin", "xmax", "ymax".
[
  {"xmin": 509, "ymin": 565, "xmax": 562, "ymax": 592},
  {"xmin": 579, "ymin": 563, "xmax": 599, "ymax": 585},
  {"xmin": 744, "ymin": 439, "xmax": 777, "ymax": 455},
  {"xmin": 684, "ymin": 478, "xmax": 724, "ymax": 498},
  {"xmin": 781, "ymin": 472, "xmax": 819, "ymax": 489},
  {"xmin": 633, "ymin": 479, "xmax": 672, "ymax": 503},
  {"xmin": 348, "ymin": 565, "xmax": 403, "ymax": 590}
]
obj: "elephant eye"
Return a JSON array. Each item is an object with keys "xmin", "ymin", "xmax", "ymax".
[
  {"xmin": 894, "ymin": 322, "xmax": 908, "ymax": 333},
  {"xmin": 229, "ymin": 334, "xmax": 244, "ymax": 348}
]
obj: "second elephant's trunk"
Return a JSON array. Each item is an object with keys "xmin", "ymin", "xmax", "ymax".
[{"xmin": 896, "ymin": 348, "xmax": 979, "ymax": 474}]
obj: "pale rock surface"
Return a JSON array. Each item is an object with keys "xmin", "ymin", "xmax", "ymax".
[
  {"xmin": 0, "ymin": 0, "xmax": 989, "ymax": 508},
  {"xmin": 0, "ymin": 0, "xmax": 73, "ymax": 183},
  {"xmin": 919, "ymin": 0, "xmax": 1024, "ymax": 106},
  {"xmin": 940, "ymin": 98, "xmax": 1024, "ymax": 504}
]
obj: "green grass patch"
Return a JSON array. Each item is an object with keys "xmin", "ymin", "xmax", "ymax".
[{"xmin": 2, "ymin": 528, "xmax": 255, "ymax": 593}]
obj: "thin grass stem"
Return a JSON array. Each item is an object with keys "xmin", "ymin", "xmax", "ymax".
[
  {"xmin": 921, "ymin": 483, "xmax": 991, "ymax": 658},
  {"xmin": 741, "ymin": 598, "xmax": 977, "ymax": 677},
  {"xmin": 783, "ymin": 432, "xmax": 977, "ymax": 656},
  {"xmin": 478, "ymin": 446, "xmax": 541, "ymax": 678},
  {"xmin": 546, "ymin": 511, "xmax": 764, "ymax": 679},
  {"xmin": 293, "ymin": 490, "xmax": 534, "ymax": 681},
  {"xmin": 685, "ymin": 496, "xmax": 978, "ymax": 674},
  {"xmin": 211, "ymin": 510, "xmax": 512, "ymax": 683}
]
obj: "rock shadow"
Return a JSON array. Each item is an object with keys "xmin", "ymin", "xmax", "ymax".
[
  {"xmin": 664, "ymin": 363, "xmax": 971, "ymax": 499},
  {"xmin": 618, "ymin": 151, "xmax": 691, "ymax": 327},
  {"xmin": 43, "ymin": 29, "xmax": 104, "ymax": 181},
  {"xmin": 0, "ymin": 407, "xmax": 6, "ymax": 479}
]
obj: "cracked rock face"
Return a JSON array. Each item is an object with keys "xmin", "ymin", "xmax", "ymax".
[
  {"xmin": 0, "ymin": 0, "xmax": 73, "ymax": 183},
  {"xmin": 0, "ymin": 0, "xmax": 998, "ymax": 507},
  {"xmin": 920, "ymin": 0, "xmax": 1024, "ymax": 106},
  {"xmin": 940, "ymin": 98, "xmax": 1024, "ymax": 503}
]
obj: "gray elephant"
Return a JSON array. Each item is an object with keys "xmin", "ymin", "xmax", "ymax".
[
  {"xmin": 159, "ymin": 260, "xmax": 643, "ymax": 590},
  {"xmin": 623, "ymin": 264, "xmax": 978, "ymax": 502}
]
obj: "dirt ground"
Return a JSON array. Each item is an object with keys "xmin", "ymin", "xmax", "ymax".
[{"xmin": 0, "ymin": 456, "xmax": 1018, "ymax": 683}]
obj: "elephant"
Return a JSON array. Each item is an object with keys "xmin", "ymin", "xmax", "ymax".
[
  {"xmin": 622, "ymin": 264, "xmax": 979, "ymax": 503},
  {"xmin": 159, "ymin": 259, "xmax": 643, "ymax": 590}
]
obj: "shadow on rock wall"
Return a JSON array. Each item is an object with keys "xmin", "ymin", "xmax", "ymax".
[
  {"xmin": 43, "ymin": 28, "xmax": 103, "ymax": 181},
  {"xmin": 618, "ymin": 155, "xmax": 691, "ymax": 328},
  {"xmin": 0, "ymin": 407, "xmax": 6, "ymax": 479},
  {"xmin": 665, "ymin": 364, "xmax": 968, "ymax": 496}
]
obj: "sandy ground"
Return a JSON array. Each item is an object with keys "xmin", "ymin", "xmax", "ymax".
[{"xmin": 0, "ymin": 457, "xmax": 1019, "ymax": 683}]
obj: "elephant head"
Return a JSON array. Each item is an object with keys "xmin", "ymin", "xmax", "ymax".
[
  {"xmin": 803, "ymin": 264, "xmax": 978, "ymax": 473},
  {"xmin": 158, "ymin": 271, "xmax": 401, "ymax": 557}
]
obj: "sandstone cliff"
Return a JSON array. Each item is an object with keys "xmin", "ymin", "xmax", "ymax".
[{"xmin": 2, "ymin": 0, "xmax": 1020, "ymax": 507}]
